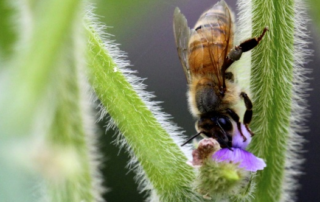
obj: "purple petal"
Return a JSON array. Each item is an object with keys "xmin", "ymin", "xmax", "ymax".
[
  {"xmin": 232, "ymin": 123, "xmax": 252, "ymax": 149},
  {"xmin": 212, "ymin": 148, "xmax": 266, "ymax": 172}
]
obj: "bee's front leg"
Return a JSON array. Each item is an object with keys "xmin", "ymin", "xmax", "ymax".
[
  {"xmin": 238, "ymin": 26, "xmax": 269, "ymax": 53},
  {"xmin": 228, "ymin": 26, "xmax": 269, "ymax": 62},
  {"xmin": 240, "ymin": 92, "xmax": 254, "ymax": 137},
  {"xmin": 220, "ymin": 27, "xmax": 268, "ymax": 94},
  {"xmin": 226, "ymin": 108, "xmax": 247, "ymax": 142}
]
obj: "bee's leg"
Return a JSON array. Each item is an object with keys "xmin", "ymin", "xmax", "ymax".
[
  {"xmin": 224, "ymin": 72, "xmax": 234, "ymax": 82},
  {"xmin": 238, "ymin": 27, "xmax": 268, "ymax": 53},
  {"xmin": 223, "ymin": 27, "xmax": 268, "ymax": 68},
  {"xmin": 228, "ymin": 27, "xmax": 269, "ymax": 62},
  {"xmin": 215, "ymin": 123, "xmax": 233, "ymax": 149},
  {"xmin": 221, "ymin": 27, "xmax": 268, "ymax": 95},
  {"xmin": 240, "ymin": 92, "xmax": 254, "ymax": 136},
  {"xmin": 216, "ymin": 136, "xmax": 233, "ymax": 150},
  {"xmin": 226, "ymin": 108, "xmax": 247, "ymax": 142}
]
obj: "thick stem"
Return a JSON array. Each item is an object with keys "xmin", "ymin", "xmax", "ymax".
[
  {"xmin": 248, "ymin": 0, "xmax": 296, "ymax": 201},
  {"xmin": 85, "ymin": 22, "xmax": 201, "ymax": 201}
]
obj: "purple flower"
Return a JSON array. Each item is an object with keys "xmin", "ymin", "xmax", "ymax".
[
  {"xmin": 212, "ymin": 123, "xmax": 266, "ymax": 172},
  {"xmin": 213, "ymin": 148, "xmax": 266, "ymax": 172}
]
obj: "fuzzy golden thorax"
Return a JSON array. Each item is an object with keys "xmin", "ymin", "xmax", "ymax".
[{"xmin": 188, "ymin": 74, "xmax": 240, "ymax": 118}]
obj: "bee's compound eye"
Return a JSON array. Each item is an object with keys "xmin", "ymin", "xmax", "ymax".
[{"xmin": 218, "ymin": 117, "xmax": 232, "ymax": 131}]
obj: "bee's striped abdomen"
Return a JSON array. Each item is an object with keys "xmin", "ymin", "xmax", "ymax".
[{"xmin": 188, "ymin": 1, "xmax": 234, "ymax": 79}]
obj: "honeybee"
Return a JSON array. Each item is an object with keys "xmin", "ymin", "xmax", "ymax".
[{"xmin": 173, "ymin": 1, "xmax": 268, "ymax": 148}]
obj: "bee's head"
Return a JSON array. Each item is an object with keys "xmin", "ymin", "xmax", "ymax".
[{"xmin": 196, "ymin": 114, "xmax": 233, "ymax": 149}]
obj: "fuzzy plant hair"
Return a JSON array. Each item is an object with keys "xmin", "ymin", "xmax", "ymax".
[
  {"xmin": 281, "ymin": 0, "xmax": 311, "ymax": 201},
  {"xmin": 235, "ymin": 0, "xmax": 311, "ymax": 202},
  {"xmin": 84, "ymin": 8, "xmax": 201, "ymax": 202}
]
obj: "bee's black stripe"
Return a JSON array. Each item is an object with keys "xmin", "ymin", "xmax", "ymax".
[
  {"xmin": 195, "ymin": 24, "xmax": 226, "ymax": 34},
  {"xmin": 189, "ymin": 42, "xmax": 225, "ymax": 52}
]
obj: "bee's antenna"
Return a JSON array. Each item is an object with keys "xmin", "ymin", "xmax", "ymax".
[{"xmin": 181, "ymin": 132, "xmax": 203, "ymax": 146}]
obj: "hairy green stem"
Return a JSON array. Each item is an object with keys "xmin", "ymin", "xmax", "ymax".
[
  {"xmin": 248, "ymin": 0, "xmax": 297, "ymax": 201},
  {"xmin": 85, "ymin": 22, "xmax": 200, "ymax": 201}
]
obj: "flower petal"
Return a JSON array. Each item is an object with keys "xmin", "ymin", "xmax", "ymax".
[
  {"xmin": 232, "ymin": 123, "xmax": 252, "ymax": 149},
  {"xmin": 212, "ymin": 148, "xmax": 266, "ymax": 172}
]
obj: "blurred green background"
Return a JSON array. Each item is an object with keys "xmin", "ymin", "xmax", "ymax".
[{"xmin": 94, "ymin": 0, "xmax": 320, "ymax": 201}]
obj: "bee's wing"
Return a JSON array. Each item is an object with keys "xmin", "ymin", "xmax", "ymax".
[{"xmin": 173, "ymin": 8, "xmax": 192, "ymax": 83}]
